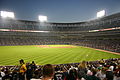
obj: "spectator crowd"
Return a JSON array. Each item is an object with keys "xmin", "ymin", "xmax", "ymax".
[{"xmin": 0, "ymin": 58, "xmax": 120, "ymax": 80}]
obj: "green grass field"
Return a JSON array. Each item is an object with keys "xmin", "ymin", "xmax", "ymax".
[{"xmin": 0, "ymin": 45, "xmax": 120, "ymax": 66}]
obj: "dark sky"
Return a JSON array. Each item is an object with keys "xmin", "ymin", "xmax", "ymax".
[{"xmin": 0, "ymin": 0, "xmax": 120, "ymax": 22}]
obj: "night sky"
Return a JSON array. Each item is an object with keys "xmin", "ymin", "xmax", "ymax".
[{"xmin": 0, "ymin": 0, "xmax": 120, "ymax": 22}]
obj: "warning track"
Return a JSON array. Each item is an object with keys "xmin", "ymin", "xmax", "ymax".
[
  {"xmin": 36, "ymin": 45, "xmax": 77, "ymax": 48},
  {"xmin": 84, "ymin": 46, "xmax": 120, "ymax": 55}
]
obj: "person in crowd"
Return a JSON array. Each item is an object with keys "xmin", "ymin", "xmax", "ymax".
[
  {"xmin": 12, "ymin": 67, "xmax": 19, "ymax": 80},
  {"xmin": 31, "ymin": 61, "xmax": 37, "ymax": 77},
  {"xmin": 0, "ymin": 68, "xmax": 5, "ymax": 80},
  {"xmin": 66, "ymin": 68, "xmax": 78, "ymax": 80},
  {"xmin": 99, "ymin": 59, "xmax": 105, "ymax": 66},
  {"xmin": 3, "ymin": 67, "xmax": 12, "ymax": 80},
  {"xmin": 86, "ymin": 68, "xmax": 101, "ymax": 80},
  {"xmin": 78, "ymin": 61, "xmax": 88, "ymax": 80},
  {"xmin": 106, "ymin": 67, "xmax": 114, "ymax": 80},
  {"xmin": 19, "ymin": 59, "xmax": 27, "ymax": 80},
  {"xmin": 41, "ymin": 64, "xmax": 54, "ymax": 80},
  {"xmin": 96, "ymin": 67, "xmax": 106, "ymax": 80},
  {"xmin": 114, "ymin": 65, "xmax": 120, "ymax": 80},
  {"xmin": 54, "ymin": 65, "xmax": 67, "ymax": 80},
  {"xmin": 26, "ymin": 62, "xmax": 33, "ymax": 80}
]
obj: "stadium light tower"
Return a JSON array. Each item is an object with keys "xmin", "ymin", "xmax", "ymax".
[
  {"xmin": 97, "ymin": 10, "xmax": 105, "ymax": 18},
  {"xmin": 0, "ymin": 11, "xmax": 15, "ymax": 19},
  {"xmin": 38, "ymin": 15, "xmax": 47, "ymax": 22}
]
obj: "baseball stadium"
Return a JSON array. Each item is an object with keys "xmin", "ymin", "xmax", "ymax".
[{"xmin": 0, "ymin": 10, "xmax": 120, "ymax": 80}]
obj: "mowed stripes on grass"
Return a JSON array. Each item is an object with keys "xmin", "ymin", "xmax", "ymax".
[{"xmin": 0, "ymin": 45, "xmax": 120, "ymax": 66}]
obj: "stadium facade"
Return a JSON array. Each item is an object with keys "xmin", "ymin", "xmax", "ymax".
[{"xmin": 0, "ymin": 12, "xmax": 120, "ymax": 53}]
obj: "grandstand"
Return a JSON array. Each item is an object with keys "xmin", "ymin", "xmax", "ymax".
[{"xmin": 0, "ymin": 12, "xmax": 120, "ymax": 53}]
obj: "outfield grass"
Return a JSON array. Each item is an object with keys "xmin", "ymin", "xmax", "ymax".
[{"xmin": 0, "ymin": 45, "xmax": 120, "ymax": 65}]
